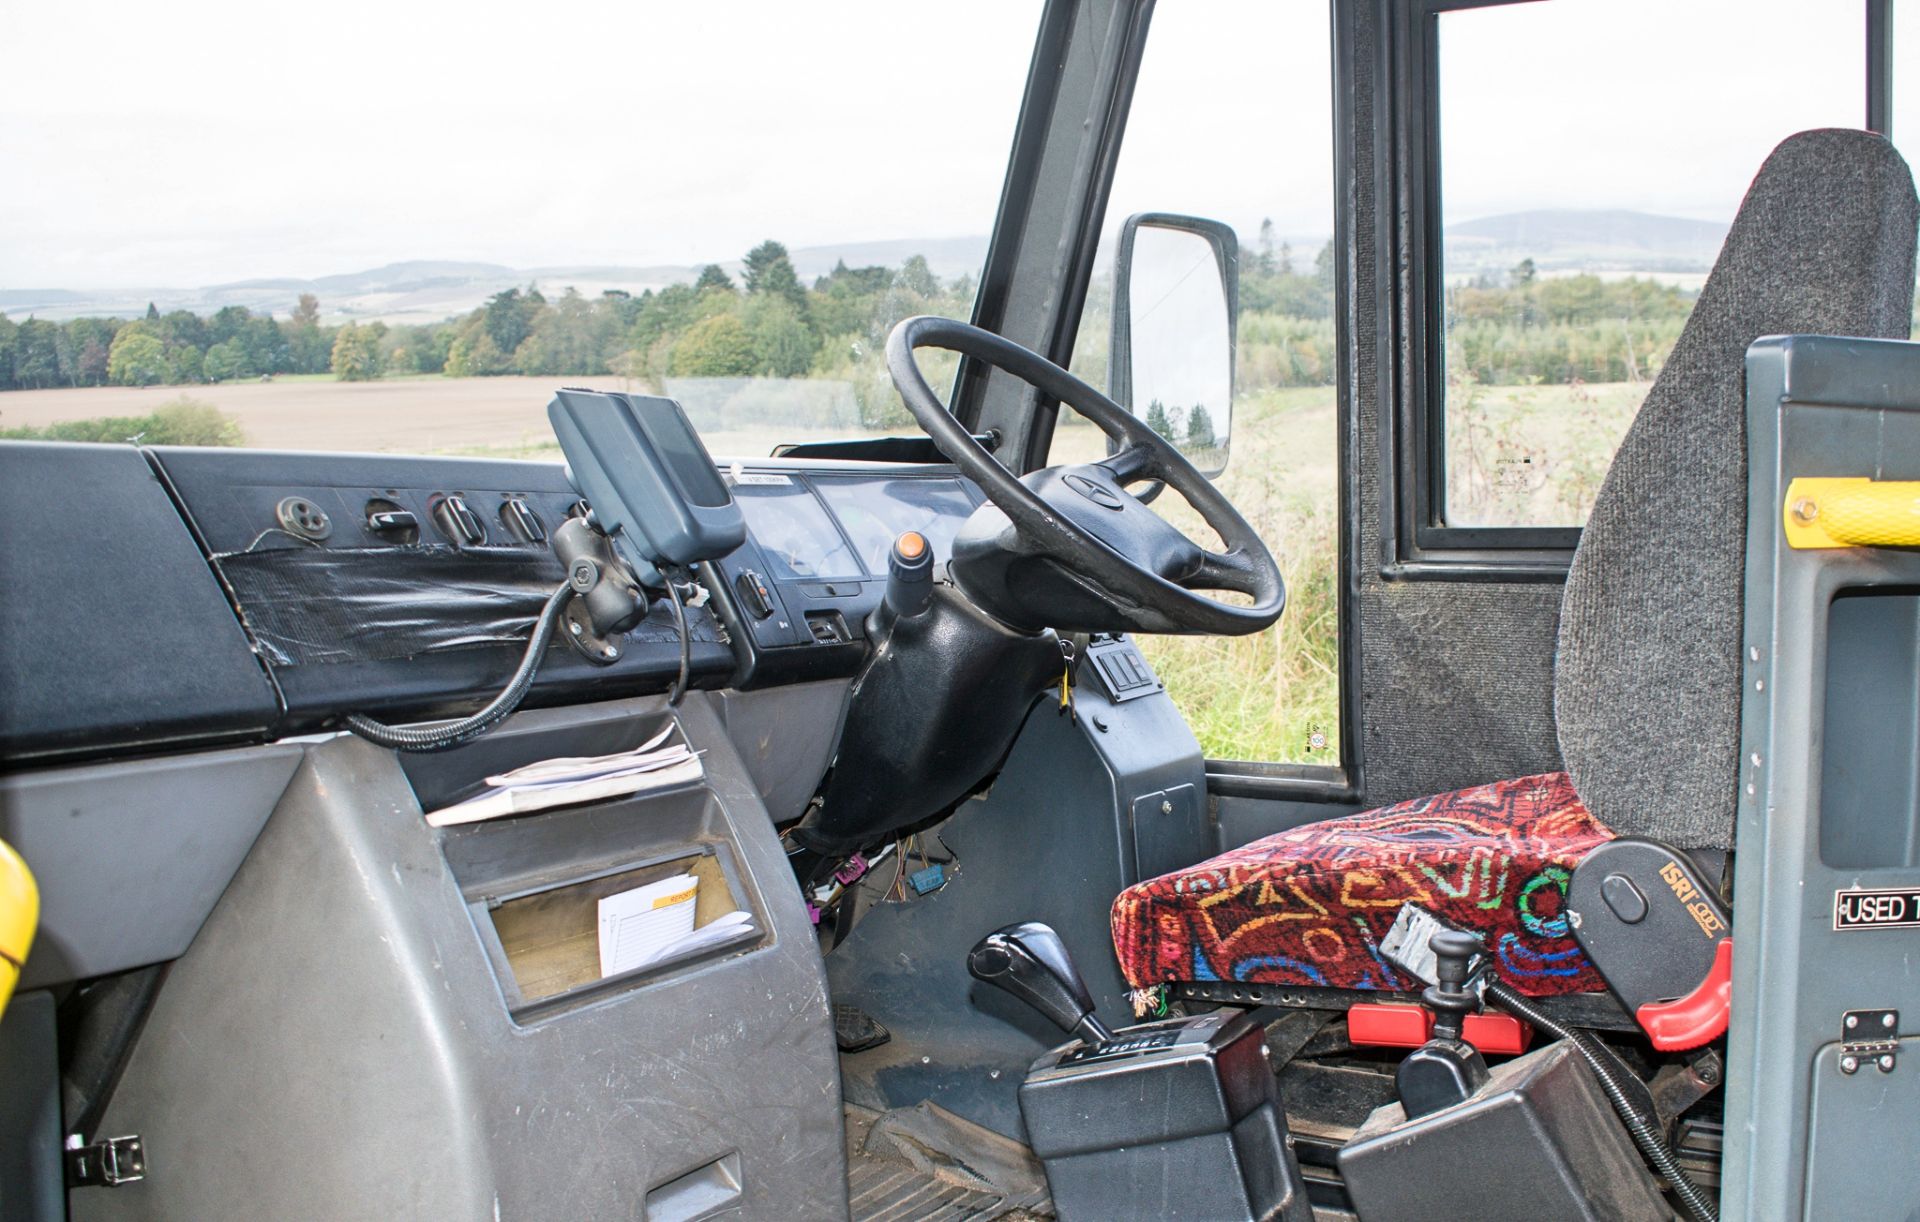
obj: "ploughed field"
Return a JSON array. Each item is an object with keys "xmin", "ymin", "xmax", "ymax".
[{"xmin": 0, "ymin": 375, "xmax": 879, "ymax": 460}]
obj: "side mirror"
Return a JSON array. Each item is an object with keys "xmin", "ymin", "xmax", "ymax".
[{"xmin": 1108, "ymin": 213, "xmax": 1238, "ymax": 477}]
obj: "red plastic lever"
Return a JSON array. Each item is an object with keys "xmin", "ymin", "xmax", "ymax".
[
  {"xmin": 1348, "ymin": 1003, "xmax": 1431, "ymax": 1048},
  {"xmin": 1347, "ymin": 1003, "xmax": 1533, "ymax": 1055},
  {"xmin": 1462, "ymin": 1011, "xmax": 1534, "ymax": 1056},
  {"xmin": 1635, "ymin": 937, "xmax": 1733, "ymax": 1052}
]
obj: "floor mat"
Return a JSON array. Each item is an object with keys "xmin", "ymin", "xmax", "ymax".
[{"xmin": 845, "ymin": 1101, "xmax": 1052, "ymax": 1221}]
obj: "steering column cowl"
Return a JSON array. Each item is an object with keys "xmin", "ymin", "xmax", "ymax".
[{"xmin": 790, "ymin": 584, "xmax": 1061, "ymax": 863}]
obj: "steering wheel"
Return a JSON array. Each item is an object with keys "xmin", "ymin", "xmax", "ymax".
[{"xmin": 887, "ymin": 315, "xmax": 1284, "ymax": 637}]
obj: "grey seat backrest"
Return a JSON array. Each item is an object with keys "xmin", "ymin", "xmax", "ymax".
[{"xmin": 1555, "ymin": 129, "xmax": 1919, "ymax": 849}]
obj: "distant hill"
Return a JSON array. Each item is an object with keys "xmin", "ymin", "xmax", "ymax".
[
  {"xmin": 1, "ymin": 213, "xmax": 1720, "ymax": 325},
  {"xmin": 213, "ymin": 260, "xmax": 522, "ymax": 295},
  {"xmin": 0, "ymin": 288, "xmax": 90, "ymax": 311},
  {"xmin": 1444, "ymin": 208, "xmax": 1727, "ymax": 276},
  {"xmin": 1, "ymin": 237, "xmax": 993, "ymax": 326}
]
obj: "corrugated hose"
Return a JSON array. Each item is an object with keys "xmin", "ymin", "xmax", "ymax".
[
  {"xmin": 1486, "ymin": 978, "xmax": 1717, "ymax": 1222},
  {"xmin": 343, "ymin": 581, "xmax": 574, "ymax": 752}
]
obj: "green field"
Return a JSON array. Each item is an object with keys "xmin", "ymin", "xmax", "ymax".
[{"xmin": 1053, "ymin": 386, "xmax": 1344, "ymax": 763}]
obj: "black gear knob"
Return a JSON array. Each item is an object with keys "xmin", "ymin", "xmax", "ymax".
[
  {"xmin": 1424, "ymin": 929, "xmax": 1484, "ymax": 1041},
  {"xmin": 968, "ymin": 922, "xmax": 1115, "ymax": 1045}
]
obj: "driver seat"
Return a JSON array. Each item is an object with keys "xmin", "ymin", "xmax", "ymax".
[{"xmin": 1112, "ymin": 129, "xmax": 1919, "ymax": 1001}]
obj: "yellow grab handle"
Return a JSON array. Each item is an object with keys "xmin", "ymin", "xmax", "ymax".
[
  {"xmin": 1784, "ymin": 477, "xmax": 1920, "ymax": 550},
  {"xmin": 0, "ymin": 839, "xmax": 37, "ymax": 1019}
]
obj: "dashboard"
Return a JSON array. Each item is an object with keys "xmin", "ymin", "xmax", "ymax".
[
  {"xmin": 714, "ymin": 466, "xmax": 982, "ymax": 661},
  {"xmin": 0, "ymin": 438, "xmax": 983, "ymax": 763}
]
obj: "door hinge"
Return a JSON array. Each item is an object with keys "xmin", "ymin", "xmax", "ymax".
[
  {"xmin": 65, "ymin": 1134, "xmax": 146, "ymax": 1187},
  {"xmin": 1839, "ymin": 1008, "xmax": 1898, "ymax": 1075}
]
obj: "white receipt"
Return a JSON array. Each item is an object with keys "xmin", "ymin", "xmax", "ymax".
[
  {"xmin": 596, "ymin": 876, "xmax": 756, "ymax": 979},
  {"xmin": 425, "ymin": 725, "xmax": 702, "ymax": 827}
]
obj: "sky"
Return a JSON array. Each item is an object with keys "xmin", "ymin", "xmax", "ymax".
[
  {"xmin": 0, "ymin": 1, "xmax": 1041, "ymax": 288},
  {"xmin": 0, "ymin": 0, "xmax": 1904, "ymax": 292},
  {"xmin": 1438, "ymin": 0, "xmax": 1877, "ymax": 224}
]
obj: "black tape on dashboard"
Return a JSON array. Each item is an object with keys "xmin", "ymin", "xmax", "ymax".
[{"xmin": 213, "ymin": 543, "xmax": 721, "ymax": 667}]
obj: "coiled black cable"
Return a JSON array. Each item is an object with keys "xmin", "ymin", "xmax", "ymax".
[
  {"xmin": 343, "ymin": 581, "xmax": 574, "ymax": 753},
  {"xmin": 1485, "ymin": 979, "xmax": 1718, "ymax": 1222}
]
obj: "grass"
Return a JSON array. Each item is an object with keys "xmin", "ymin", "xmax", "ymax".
[
  {"xmin": 1133, "ymin": 503, "xmax": 1341, "ymax": 764},
  {"xmin": 1054, "ymin": 385, "xmax": 1342, "ymax": 765},
  {"xmin": 1445, "ymin": 376, "xmax": 1639, "ymax": 526},
  {"xmin": 0, "ymin": 396, "xmax": 243, "ymax": 446}
]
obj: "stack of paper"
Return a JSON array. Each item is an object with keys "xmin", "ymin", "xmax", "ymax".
[
  {"xmin": 597, "ymin": 873, "xmax": 756, "ymax": 978},
  {"xmin": 425, "ymin": 724, "xmax": 702, "ymax": 826}
]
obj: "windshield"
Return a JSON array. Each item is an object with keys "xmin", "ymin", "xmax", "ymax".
[{"xmin": 0, "ymin": 3, "xmax": 1036, "ymax": 458}]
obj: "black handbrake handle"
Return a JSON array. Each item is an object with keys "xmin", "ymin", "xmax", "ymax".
[{"xmin": 968, "ymin": 921, "xmax": 1116, "ymax": 1045}]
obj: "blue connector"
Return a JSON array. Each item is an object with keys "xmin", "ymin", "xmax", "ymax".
[{"xmin": 908, "ymin": 863, "xmax": 946, "ymax": 895}]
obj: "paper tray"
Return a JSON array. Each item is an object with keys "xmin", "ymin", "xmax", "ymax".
[{"xmin": 480, "ymin": 845, "xmax": 759, "ymax": 1016}]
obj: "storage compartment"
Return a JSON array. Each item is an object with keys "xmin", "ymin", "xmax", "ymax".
[
  {"xmin": 1820, "ymin": 587, "xmax": 1920, "ymax": 868},
  {"xmin": 399, "ymin": 709, "xmax": 679, "ymax": 815},
  {"xmin": 488, "ymin": 848, "xmax": 748, "ymax": 1003},
  {"xmin": 407, "ymin": 710, "xmax": 768, "ymax": 1021}
]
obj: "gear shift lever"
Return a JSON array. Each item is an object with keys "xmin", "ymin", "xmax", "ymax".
[
  {"xmin": 1396, "ymin": 928, "xmax": 1490, "ymax": 1119},
  {"xmin": 980, "ymin": 921, "xmax": 1314, "ymax": 1221},
  {"xmin": 968, "ymin": 922, "xmax": 1115, "ymax": 1044}
]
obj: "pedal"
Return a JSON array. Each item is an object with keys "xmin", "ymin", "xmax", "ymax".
[
  {"xmin": 1566, "ymin": 838, "xmax": 1732, "ymax": 1051},
  {"xmin": 833, "ymin": 1003, "xmax": 891, "ymax": 1054}
]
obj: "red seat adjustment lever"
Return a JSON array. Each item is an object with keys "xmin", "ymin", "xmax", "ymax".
[{"xmin": 1635, "ymin": 937, "xmax": 1732, "ymax": 1052}]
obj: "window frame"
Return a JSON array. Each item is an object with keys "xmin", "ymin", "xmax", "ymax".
[
  {"xmin": 1387, "ymin": 0, "xmax": 1897, "ymax": 579},
  {"xmin": 1032, "ymin": 0, "xmax": 1358, "ymax": 796}
]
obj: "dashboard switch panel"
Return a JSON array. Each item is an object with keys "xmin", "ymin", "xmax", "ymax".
[{"xmin": 1087, "ymin": 638, "xmax": 1163, "ymax": 703}]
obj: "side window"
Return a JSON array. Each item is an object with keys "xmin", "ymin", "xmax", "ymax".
[
  {"xmin": 1432, "ymin": 0, "xmax": 1867, "ymax": 529},
  {"xmin": 1066, "ymin": 0, "xmax": 1338, "ymax": 767}
]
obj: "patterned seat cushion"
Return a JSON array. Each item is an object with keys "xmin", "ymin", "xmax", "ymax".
[{"xmin": 1110, "ymin": 772, "xmax": 1615, "ymax": 998}]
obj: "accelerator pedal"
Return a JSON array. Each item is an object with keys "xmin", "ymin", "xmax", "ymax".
[{"xmin": 834, "ymin": 1003, "xmax": 892, "ymax": 1054}]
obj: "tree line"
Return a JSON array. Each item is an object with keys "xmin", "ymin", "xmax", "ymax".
[
  {"xmin": 0, "ymin": 241, "xmax": 974, "ymax": 397},
  {"xmin": 0, "ymin": 296, "xmax": 332, "ymax": 391},
  {"xmin": 1443, "ymin": 258, "xmax": 1698, "ymax": 388},
  {"xmin": 0, "ymin": 225, "xmax": 1714, "ymax": 401}
]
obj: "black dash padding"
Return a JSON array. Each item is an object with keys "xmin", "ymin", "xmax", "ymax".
[{"xmin": 0, "ymin": 443, "xmax": 280, "ymax": 759}]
